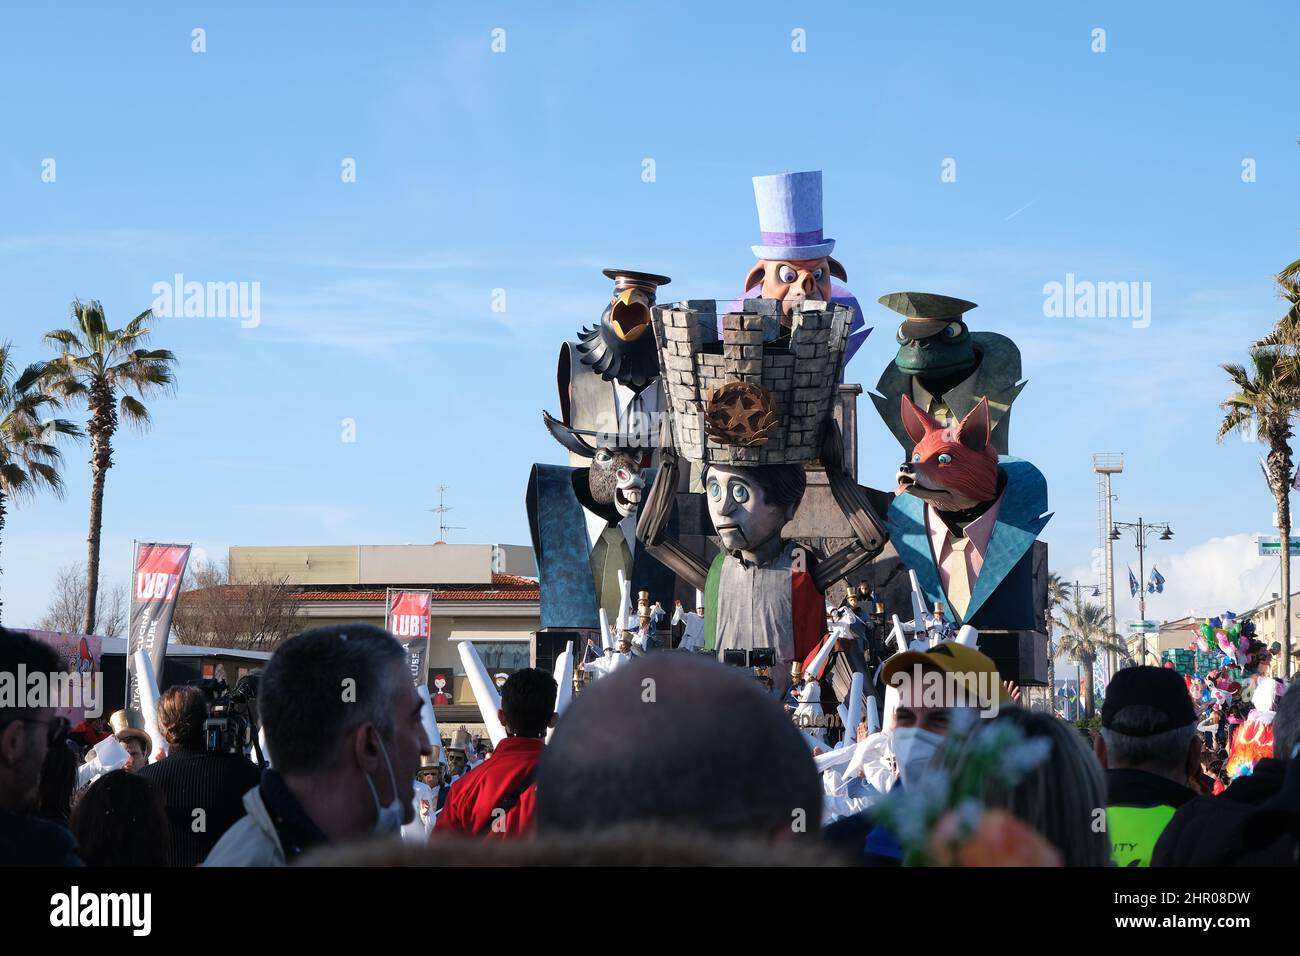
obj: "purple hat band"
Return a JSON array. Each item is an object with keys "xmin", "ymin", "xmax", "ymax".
[{"xmin": 760, "ymin": 229, "xmax": 824, "ymax": 246}]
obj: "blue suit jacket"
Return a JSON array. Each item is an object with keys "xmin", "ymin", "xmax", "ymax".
[
  {"xmin": 887, "ymin": 457, "xmax": 1051, "ymax": 631},
  {"xmin": 527, "ymin": 463, "xmax": 676, "ymax": 631}
]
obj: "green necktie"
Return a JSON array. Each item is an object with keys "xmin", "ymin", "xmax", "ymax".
[{"xmin": 591, "ymin": 525, "xmax": 634, "ymax": 624}]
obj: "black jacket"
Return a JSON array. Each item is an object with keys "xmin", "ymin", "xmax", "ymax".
[
  {"xmin": 137, "ymin": 747, "xmax": 262, "ymax": 867},
  {"xmin": 0, "ymin": 809, "xmax": 82, "ymax": 866},
  {"xmin": 1153, "ymin": 759, "xmax": 1299, "ymax": 866}
]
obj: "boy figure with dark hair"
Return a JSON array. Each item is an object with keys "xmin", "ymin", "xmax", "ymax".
[
  {"xmin": 438, "ymin": 669, "xmax": 558, "ymax": 838},
  {"xmin": 698, "ymin": 462, "xmax": 824, "ymax": 696}
]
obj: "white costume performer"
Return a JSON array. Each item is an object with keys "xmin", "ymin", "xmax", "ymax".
[
  {"xmin": 402, "ymin": 780, "xmax": 436, "ymax": 845},
  {"xmin": 673, "ymin": 589, "xmax": 707, "ymax": 653},
  {"xmin": 793, "ymin": 679, "xmax": 825, "ymax": 741},
  {"xmin": 583, "ymin": 638, "xmax": 636, "ymax": 679},
  {"xmin": 648, "ymin": 601, "xmax": 666, "ymax": 636}
]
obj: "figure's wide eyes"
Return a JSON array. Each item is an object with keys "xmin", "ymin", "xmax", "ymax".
[
  {"xmin": 912, "ymin": 453, "xmax": 921, "ymax": 462},
  {"xmin": 708, "ymin": 480, "xmax": 721, "ymax": 500},
  {"xmin": 731, "ymin": 483, "xmax": 750, "ymax": 503},
  {"xmin": 779, "ymin": 266, "xmax": 797, "ymax": 283},
  {"xmin": 938, "ymin": 453, "xmax": 952, "ymax": 464},
  {"xmin": 596, "ymin": 450, "xmax": 611, "ymax": 464},
  {"xmin": 943, "ymin": 322, "xmax": 963, "ymax": 338},
  {"xmin": 813, "ymin": 268, "xmax": 824, "ymax": 281}
]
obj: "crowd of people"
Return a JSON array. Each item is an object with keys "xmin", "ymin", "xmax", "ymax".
[{"xmin": 1, "ymin": 621, "xmax": 1297, "ymax": 868}]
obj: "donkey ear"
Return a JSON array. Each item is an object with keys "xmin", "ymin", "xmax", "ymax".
[
  {"xmin": 900, "ymin": 394, "xmax": 941, "ymax": 446},
  {"xmin": 827, "ymin": 256, "xmax": 848, "ymax": 282},
  {"xmin": 956, "ymin": 397, "xmax": 992, "ymax": 452},
  {"xmin": 543, "ymin": 410, "xmax": 596, "ymax": 458},
  {"xmin": 744, "ymin": 262, "xmax": 767, "ymax": 292}
]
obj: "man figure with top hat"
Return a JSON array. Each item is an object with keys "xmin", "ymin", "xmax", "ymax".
[
  {"xmin": 736, "ymin": 170, "xmax": 870, "ymax": 365},
  {"xmin": 445, "ymin": 727, "xmax": 473, "ymax": 782},
  {"xmin": 108, "ymin": 708, "xmax": 152, "ymax": 774},
  {"xmin": 417, "ymin": 759, "xmax": 451, "ymax": 819}
]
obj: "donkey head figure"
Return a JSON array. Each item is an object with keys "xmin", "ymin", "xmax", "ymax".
[{"xmin": 543, "ymin": 410, "xmax": 649, "ymax": 524}]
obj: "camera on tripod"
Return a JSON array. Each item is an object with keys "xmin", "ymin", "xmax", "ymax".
[
  {"xmin": 722, "ymin": 647, "xmax": 777, "ymax": 690},
  {"xmin": 188, "ymin": 673, "xmax": 260, "ymax": 755},
  {"xmin": 721, "ymin": 647, "xmax": 775, "ymax": 669}
]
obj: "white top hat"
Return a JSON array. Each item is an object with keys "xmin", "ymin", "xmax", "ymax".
[{"xmin": 750, "ymin": 170, "xmax": 836, "ymax": 261}]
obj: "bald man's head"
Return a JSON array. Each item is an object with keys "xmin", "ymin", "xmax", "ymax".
[{"xmin": 536, "ymin": 654, "xmax": 820, "ymax": 838}]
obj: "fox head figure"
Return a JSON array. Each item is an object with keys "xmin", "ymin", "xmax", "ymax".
[{"xmin": 895, "ymin": 395, "xmax": 1000, "ymax": 512}]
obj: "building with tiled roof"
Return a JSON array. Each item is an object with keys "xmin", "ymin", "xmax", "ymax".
[{"xmin": 221, "ymin": 542, "xmax": 539, "ymax": 719}]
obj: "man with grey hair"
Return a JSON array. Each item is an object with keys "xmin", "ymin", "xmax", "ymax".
[
  {"xmin": 1093, "ymin": 666, "xmax": 1199, "ymax": 866},
  {"xmin": 205, "ymin": 624, "xmax": 432, "ymax": 866},
  {"xmin": 1154, "ymin": 677, "xmax": 1299, "ymax": 866}
]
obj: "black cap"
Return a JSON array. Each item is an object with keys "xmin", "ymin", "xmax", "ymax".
[{"xmin": 1101, "ymin": 666, "xmax": 1196, "ymax": 736}]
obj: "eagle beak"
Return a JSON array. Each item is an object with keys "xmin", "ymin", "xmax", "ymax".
[{"xmin": 609, "ymin": 289, "xmax": 651, "ymax": 342}]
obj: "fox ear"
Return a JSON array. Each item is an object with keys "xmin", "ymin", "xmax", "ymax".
[
  {"xmin": 900, "ymin": 395, "xmax": 941, "ymax": 446},
  {"xmin": 827, "ymin": 256, "xmax": 847, "ymax": 282},
  {"xmin": 957, "ymin": 397, "xmax": 992, "ymax": 452},
  {"xmin": 744, "ymin": 262, "xmax": 766, "ymax": 292}
]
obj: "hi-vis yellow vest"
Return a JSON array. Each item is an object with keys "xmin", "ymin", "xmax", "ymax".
[{"xmin": 1106, "ymin": 804, "xmax": 1178, "ymax": 867}]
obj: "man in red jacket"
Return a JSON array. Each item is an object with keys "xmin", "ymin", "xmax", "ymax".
[{"xmin": 438, "ymin": 668, "xmax": 557, "ymax": 838}]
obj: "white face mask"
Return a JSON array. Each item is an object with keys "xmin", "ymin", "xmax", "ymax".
[
  {"xmin": 892, "ymin": 726, "xmax": 944, "ymax": 788},
  {"xmin": 364, "ymin": 734, "xmax": 406, "ymax": 835}
]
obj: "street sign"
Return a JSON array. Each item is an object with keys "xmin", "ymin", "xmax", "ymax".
[
  {"xmin": 1258, "ymin": 539, "xmax": 1300, "ymax": 557},
  {"xmin": 1127, "ymin": 620, "xmax": 1159, "ymax": 632}
]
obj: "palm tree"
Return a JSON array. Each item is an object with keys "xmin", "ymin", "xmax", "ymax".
[
  {"xmin": 1045, "ymin": 571, "xmax": 1071, "ymax": 714},
  {"xmin": 1252, "ymin": 258, "xmax": 1300, "ymax": 363},
  {"xmin": 0, "ymin": 342, "xmax": 82, "ymax": 622},
  {"xmin": 1237, "ymin": 257, "xmax": 1300, "ymax": 681},
  {"xmin": 1217, "ymin": 347, "xmax": 1297, "ymax": 678},
  {"xmin": 1057, "ymin": 600, "xmax": 1128, "ymax": 719},
  {"xmin": 42, "ymin": 301, "xmax": 176, "ymax": 634}
]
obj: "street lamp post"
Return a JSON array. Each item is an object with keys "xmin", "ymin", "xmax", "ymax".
[
  {"xmin": 1058, "ymin": 580, "xmax": 1101, "ymax": 717},
  {"xmin": 1066, "ymin": 580, "xmax": 1103, "ymax": 610},
  {"xmin": 1111, "ymin": 518, "xmax": 1173, "ymax": 665}
]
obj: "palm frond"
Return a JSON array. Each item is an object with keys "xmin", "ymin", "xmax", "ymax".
[
  {"xmin": 119, "ymin": 394, "xmax": 151, "ymax": 427},
  {"xmin": 72, "ymin": 299, "xmax": 108, "ymax": 340},
  {"xmin": 24, "ymin": 460, "xmax": 64, "ymax": 494},
  {"xmin": 41, "ymin": 329, "xmax": 85, "ymax": 352},
  {"xmin": 0, "ymin": 461, "xmax": 32, "ymax": 498}
]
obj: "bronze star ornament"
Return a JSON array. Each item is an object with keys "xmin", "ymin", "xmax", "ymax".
[{"xmin": 704, "ymin": 381, "xmax": 779, "ymax": 447}]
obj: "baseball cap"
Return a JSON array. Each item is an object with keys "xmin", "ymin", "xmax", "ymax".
[
  {"xmin": 1101, "ymin": 666, "xmax": 1196, "ymax": 736},
  {"xmin": 882, "ymin": 641, "xmax": 1009, "ymax": 708}
]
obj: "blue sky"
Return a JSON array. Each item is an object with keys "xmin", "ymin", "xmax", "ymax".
[{"xmin": 1, "ymin": 1, "xmax": 1297, "ymax": 630}]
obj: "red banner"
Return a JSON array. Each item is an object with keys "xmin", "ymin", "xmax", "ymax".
[
  {"xmin": 386, "ymin": 589, "xmax": 433, "ymax": 686},
  {"xmin": 126, "ymin": 543, "xmax": 191, "ymax": 722}
]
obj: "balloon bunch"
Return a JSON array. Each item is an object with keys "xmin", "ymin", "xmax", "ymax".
[{"xmin": 1194, "ymin": 614, "xmax": 1266, "ymax": 671}]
